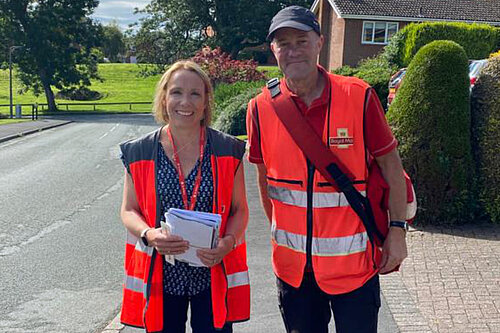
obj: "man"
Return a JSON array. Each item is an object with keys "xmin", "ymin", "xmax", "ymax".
[{"xmin": 246, "ymin": 5, "xmax": 408, "ymax": 333}]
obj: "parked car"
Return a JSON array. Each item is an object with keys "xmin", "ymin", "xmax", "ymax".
[
  {"xmin": 386, "ymin": 59, "xmax": 488, "ymax": 108},
  {"xmin": 468, "ymin": 59, "xmax": 488, "ymax": 89},
  {"xmin": 387, "ymin": 68, "xmax": 406, "ymax": 108}
]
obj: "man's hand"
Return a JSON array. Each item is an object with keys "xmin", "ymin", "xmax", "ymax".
[{"xmin": 379, "ymin": 227, "xmax": 408, "ymax": 274}]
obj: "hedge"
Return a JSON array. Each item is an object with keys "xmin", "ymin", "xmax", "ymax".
[
  {"xmin": 214, "ymin": 80, "xmax": 265, "ymax": 120},
  {"xmin": 470, "ymin": 55, "xmax": 500, "ymax": 223},
  {"xmin": 387, "ymin": 40, "xmax": 475, "ymax": 224},
  {"xmin": 401, "ymin": 22, "xmax": 500, "ymax": 66},
  {"xmin": 214, "ymin": 86, "xmax": 262, "ymax": 136}
]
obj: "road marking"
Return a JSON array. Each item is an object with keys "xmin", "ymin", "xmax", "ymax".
[{"xmin": 99, "ymin": 124, "xmax": 120, "ymax": 140}]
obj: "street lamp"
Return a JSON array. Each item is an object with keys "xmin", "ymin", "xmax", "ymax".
[{"xmin": 9, "ymin": 45, "xmax": 23, "ymax": 119}]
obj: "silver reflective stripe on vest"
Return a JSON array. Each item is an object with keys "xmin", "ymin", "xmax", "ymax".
[
  {"xmin": 272, "ymin": 224, "xmax": 368, "ymax": 257},
  {"xmin": 127, "ymin": 231, "xmax": 153, "ymax": 256},
  {"xmin": 124, "ymin": 275, "xmax": 147, "ymax": 297},
  {"xmin": 126, "ymin": 231, "xmax": 138, "ymax": 246},
  {"xmin": 227, "ymin": 271, "xmax": 250, "ymax": 288},
  {"xmin": 312, "ymin": 231, "xmax": 368, "ymax": 256},
  {"xmin": 272, "ymin": 224, "xmax": 307, "ymax": 253},
  {"xmin": 267, "ymin": 184, "xmax": 365, "ymax": 208}
]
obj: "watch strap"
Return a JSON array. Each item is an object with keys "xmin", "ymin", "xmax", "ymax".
[
  {"xmin": 389, "ymin": 220, "xmax": 408, "ymax": 231},
  {"xmin": 140, "ymin": 227, "xmax": 152, "ymax": 246}
]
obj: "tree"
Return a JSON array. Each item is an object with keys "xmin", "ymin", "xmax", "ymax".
[
  {"xmin": 0, "ymin": 0, "xmax": 102, "ymax": 111},
  {"xmin": 132, "ymin": 0, "xmax": 314, "ymax": 71},
  {"xmin": 101, "ymin": 21, "xmax": 126, "ymax": 62}
]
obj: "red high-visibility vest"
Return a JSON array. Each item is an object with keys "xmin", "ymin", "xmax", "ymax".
[
  {"xmin": 253, "ymin": 73, "xmax": 381, "ymax": 295},
  {"xmin": 119, "ymin": 127, "xmax": 250, "ymax": 332}
]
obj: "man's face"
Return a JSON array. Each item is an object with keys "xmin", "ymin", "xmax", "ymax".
[{"xmin": 271, "ymin": 28, "xmax": 323, "ymax": 81}]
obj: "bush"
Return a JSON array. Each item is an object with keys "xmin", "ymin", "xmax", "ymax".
[
  {"xmin": 387, "ymin": 40, "xmax": 475, "ymax": 224},
  {"xmin": 258, "ymin": 66, "xmax": 282, "ymax": 80},
  {"xmin": 214, "ymin": 80, "xmax": 265, "ymax": 120},
  {"xmin": 402, "ymin": 22, "xmax": 500, "ymax": 66},
  {"xmin": 333, "ymin": 55, "xmax": 396, "ymax": 108},
  {"xmin": 354, "ymin": 55, "xmax": 396, "ymax": 108},
  {"xmin": 490, "ymin": 49, "xmax": 500, "ymax": 58},
  {"xmin": 55, "ymin": 86, "xmax": 102, "ymax": 101},
  {"xmin": 192, "ymin": 46, "xmax": 265, "ymax": 85},
  {"xmin": 470, "ymin": 55, "xmax": 500, "ymax": 223},
  {"xmin": 383, "ymin": 27, "xmax": 410, "ymax": 68},
  {"xmin": 214, "ymin": 87, "xmax": 261, "ymax": 136},
  {"xmin": 332, "ymin": 65, "xmax": 358, "ymax": 77}
]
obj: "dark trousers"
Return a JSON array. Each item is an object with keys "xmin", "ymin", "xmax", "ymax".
[
  {"xmin": 161, "ymin": 288, "xmax": 233, "ymax": 333},
  {"xmin": 277, "ymin": 273, "xmax": 381, "ymax": 333}
]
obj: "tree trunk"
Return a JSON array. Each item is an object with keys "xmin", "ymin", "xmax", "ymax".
[{"xmin": 39, "ymin": 70, "xmax": 57, "ymax": 112}]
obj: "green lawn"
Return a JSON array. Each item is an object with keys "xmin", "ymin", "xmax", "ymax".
[
  {"xmin": 0, "ymin": 63, "xmax": 280, "ymax": 116},
  {"xmin": 0, "ymin": 64, "xmax": 161, "ymax": 115}
]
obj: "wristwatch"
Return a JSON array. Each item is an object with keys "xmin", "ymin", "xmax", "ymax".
[
  {"xmin": 140, "ymin": 227, "xmax": 152, "ymax": 246},
  {"xmin": 389, "ymin": 220, "xmax": 409, "ymax": 232}
]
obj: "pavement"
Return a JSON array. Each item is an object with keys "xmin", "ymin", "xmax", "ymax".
[
  {"xmin": 0, "ymin": 118, "xmax": 73, "ymax": 143},
  {"xmin": 1, "ymin": 117, "xmax": 499, "ymax": 333}
]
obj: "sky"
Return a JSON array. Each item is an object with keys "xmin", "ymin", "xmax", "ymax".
[{"xmin": 91, "ymin": 0, "xmax": 150, "ymax": 30}]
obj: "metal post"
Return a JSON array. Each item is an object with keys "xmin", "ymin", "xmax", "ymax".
[
  {"xmin": 8, "ymin": 46, "xmax": 23, "ymax": 119},
  {"xmin": 9, "ymin": 49, "xmax": 13, "ymax": 119}
]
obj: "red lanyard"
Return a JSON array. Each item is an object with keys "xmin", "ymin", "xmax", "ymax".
[{"xmin": 166, "ymin": 126, "xmax": 205, "ymax": 211}]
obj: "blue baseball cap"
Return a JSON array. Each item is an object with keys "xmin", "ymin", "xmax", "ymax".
[{"xmin": 267, "ymin": 6, "xmax": 321, "ymax": 40}]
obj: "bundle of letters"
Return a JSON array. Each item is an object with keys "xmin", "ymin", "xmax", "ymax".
[{"xmin": 161, "ymin": 208, "xmax": 221, "ymax": 267}]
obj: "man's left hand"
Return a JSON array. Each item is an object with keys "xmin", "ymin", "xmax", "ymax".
[{"xmin": 379, "ymin": 227, "xmax": 408, "ymax": 274}]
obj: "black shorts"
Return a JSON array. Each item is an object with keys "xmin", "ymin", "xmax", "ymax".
[{"xmin": 277, "ymin": 273, "xmax": 381, "ymax": 333}]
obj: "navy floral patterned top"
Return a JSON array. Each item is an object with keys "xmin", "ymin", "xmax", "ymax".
[{"xmin": 157, "ymin": 140, "xmax": 213, "ymax": 296}]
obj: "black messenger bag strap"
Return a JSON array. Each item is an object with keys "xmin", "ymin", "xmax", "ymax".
[{"xmin": 264, "ymin": 79, "xmax": 385, "ymax": 249}]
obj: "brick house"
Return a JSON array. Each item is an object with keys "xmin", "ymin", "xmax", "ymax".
[{"xmin": 311, "ymin": 0, "xmax": 500, "ymax": 70}]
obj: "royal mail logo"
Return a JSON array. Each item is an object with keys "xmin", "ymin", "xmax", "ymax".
[{"xmin": 329, "ymin": 128, "xmax": 353, "ymax": 149}]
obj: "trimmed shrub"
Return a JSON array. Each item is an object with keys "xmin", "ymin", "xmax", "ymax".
[
  {"xmin": 470, "ymin": 55, "xmax": 500, "ymax": 223},
  {"xmin": 402, "ymin": 22, "xmax": 500, "ymax": 66},
  {"xmin": 214, "ymin": 80, "xmax": 265, "ymax": 120},
  {"xmin": 55, "ymin": 86, "xmax": 102, "ymax": 101},
  {"xmin": 214, "ymin": 87, "xmax": 261, "ymax": 136},
  {"xmin": 387, "ymin": 40, "xmax": 475, "ymax": 224},
  {"xmin": 192, "ymin": 46, "xmax": 265, "ymax": 85}
]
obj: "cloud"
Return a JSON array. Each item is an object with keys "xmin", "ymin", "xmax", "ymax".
[{"xmin": 92, "ymin": 0, "xmax": 149, "ymax": 29}]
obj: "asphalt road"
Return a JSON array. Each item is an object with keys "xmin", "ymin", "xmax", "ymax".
[
  {"xmin": 0, "ymin": 114, "xmax": 157, "ymax": 333},
  {"xmin": 0, "ymin": 114, "xmax": 398, "ymax": 333}
]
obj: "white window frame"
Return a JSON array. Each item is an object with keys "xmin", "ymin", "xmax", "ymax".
[{"xmin": 361, "ymin": 21, "xmax": 399, "ymax": 45}]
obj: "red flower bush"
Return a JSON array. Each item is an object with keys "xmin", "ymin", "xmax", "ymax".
[{"xmin": 192, "ymin": 46, "xmax": 265, "ymax": 85}]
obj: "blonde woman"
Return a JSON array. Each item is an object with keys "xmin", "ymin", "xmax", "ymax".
[{"xmin": 119, "ymin": 60, "xmax": 250, "ymax": 333}]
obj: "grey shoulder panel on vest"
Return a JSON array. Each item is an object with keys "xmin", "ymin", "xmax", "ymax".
[
  {"xmin": 207, "ymin": 127, "xmax": 245, "ymax": 160},
  {"xmin": 119, "ymin": 128, "xmax": 160, "ymax": 168}
]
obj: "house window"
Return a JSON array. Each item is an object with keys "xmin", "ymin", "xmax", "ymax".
[{"xmin": 362, "ymin": 21, "xmax": 399, "ymax": 45}]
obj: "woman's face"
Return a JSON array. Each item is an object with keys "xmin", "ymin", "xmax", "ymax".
[{"xmin": 164, "ymin": 69, "xmax": 206, "ymax": 129}]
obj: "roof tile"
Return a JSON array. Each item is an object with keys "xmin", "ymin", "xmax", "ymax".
[{"xmin": 331, "ymin": 0, "xmax": 500, "ymax": 23}]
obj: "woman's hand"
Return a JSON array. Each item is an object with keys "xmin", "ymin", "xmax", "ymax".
[
  {"xmin": 146, "ymin": 227, "xmax": 189, "ymax": 256},
  {"xmin": 196, "ymin": 235, "xmax": 235, "ymax": 267}
]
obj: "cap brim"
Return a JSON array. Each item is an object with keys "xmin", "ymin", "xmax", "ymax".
[{"xmin": 267, "ymin": 21, "xmax": 313, "ymax": 40}]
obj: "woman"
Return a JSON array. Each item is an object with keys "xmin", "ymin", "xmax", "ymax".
[{"xmin": 119, "ymin": 60, "xmax": 250, "ymax": 333}]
